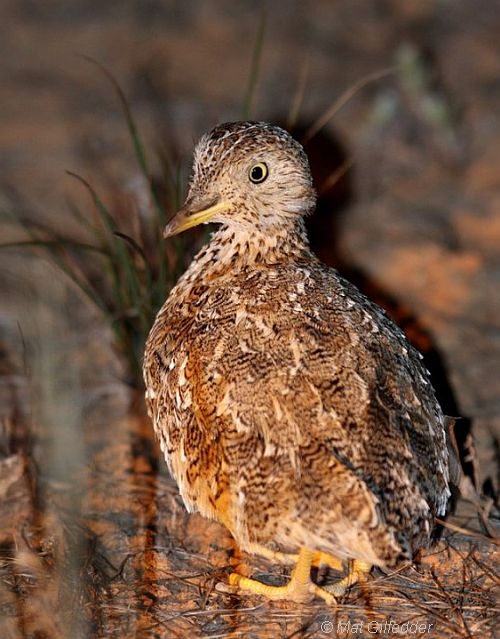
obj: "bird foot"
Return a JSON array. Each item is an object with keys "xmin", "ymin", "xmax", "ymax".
[
  {"xmin": 228, "ymin": 572, "xmax": 336, "ymax": 605},
  {"xmin": 246, "ymin": 543, "xmax": 343, "ymax": 571},
  {"xmin": 227, "ymin": 547, "xmax": 337, "ymax": 605},
  {"xmin": 324, "ymin": 560, "xmax": 372, "ymax": 597}
]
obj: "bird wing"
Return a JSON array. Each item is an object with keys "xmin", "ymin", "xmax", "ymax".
[{"xmin": 184, "ymin": 264, "xmax": 450, "ymax": 522}]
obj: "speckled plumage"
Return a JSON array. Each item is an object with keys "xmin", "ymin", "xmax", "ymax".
[{"xmin": 144, "ymin": 121, "xmax": 452, "ymax": 583}]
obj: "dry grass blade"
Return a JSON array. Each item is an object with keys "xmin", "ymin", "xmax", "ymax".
[
  {"xmin": 304, "ymin": 66, "xmax": 396, "ymax": 142},
  {"xmin": 242, "ymin": 12, "xmax": 267, "ymax": 120},
  {"xmin": 286, "ymin": 59, "xmax": 310, "ymax": 131},
  {"xmin": 80, "ymin": 55, "xmax": 167, "ymax": 226},
  {"xmin": 318, "ymin": 156, "xmax": 355, "ymax": 196},
  {"xmin": 113, "ymin": 231, "xmax": 149, "ymax": 265},
  {"xmin": 436, "ymin": 517, "xmax": 500, "ymax": 545},
  {"xmin": 0, "ymin": 239, "xmax": 106, "ymax": 255},
  {"xmin": 80, "ymin": 55, "xmax": 149, "ymax": 180}
]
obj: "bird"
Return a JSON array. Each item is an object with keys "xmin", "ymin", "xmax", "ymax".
[{"xmin": 143, "ymin": 121, "xmax": 454, "ymax": 604}]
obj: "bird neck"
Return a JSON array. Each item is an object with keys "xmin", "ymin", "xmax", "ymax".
[{"xmin": 191, "ymin": 218, "xmax": 312, "ymax": 278}]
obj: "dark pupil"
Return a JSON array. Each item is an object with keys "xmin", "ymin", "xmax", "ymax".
[{"xmin": 251, "ymin": 165, "xmax": 264, "ymax": 181}]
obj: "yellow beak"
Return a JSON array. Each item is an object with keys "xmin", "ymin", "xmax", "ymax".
[{"xmin": 163, "ymin": 199, "xmax": 230, "ymax": 238}]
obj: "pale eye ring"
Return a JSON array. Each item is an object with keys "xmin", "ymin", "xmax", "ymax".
[{"xmin": 249, "ymin": 162, "xmax": 268, "ymax": 184}]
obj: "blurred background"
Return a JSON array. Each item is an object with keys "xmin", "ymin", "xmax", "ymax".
[{"xmin": 0, "ymin": 1, "xmax": 499, "ymax": 637}]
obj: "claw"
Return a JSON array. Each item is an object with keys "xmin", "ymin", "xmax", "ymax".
[{"xmin": 228, "ymin": 547, "xmax": 338, "ymax": 605}]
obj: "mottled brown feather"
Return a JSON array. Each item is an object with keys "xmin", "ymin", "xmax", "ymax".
[{"xmin": 144, "ymin": 121, "xmax": 451, "ymax": 569}]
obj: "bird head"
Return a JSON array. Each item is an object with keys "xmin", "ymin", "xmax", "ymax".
[{"xmin": 164, "ymin": 121, "xmax": 316, "ymax": 238}]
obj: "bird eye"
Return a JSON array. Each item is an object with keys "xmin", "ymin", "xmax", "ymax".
[{"xmin": 249, "ymin": 162, "xmax": 268, "ymax": 184}]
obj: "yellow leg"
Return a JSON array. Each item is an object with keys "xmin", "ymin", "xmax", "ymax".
[
  {"xmin": 229, "ymin": 547, "xmax": 336, "ymax": 605},
  {"xmin": 324, "ymin": 560, "xmax": 372, "ymax": 597},
  {"xmin": 246, "ymin": 543, "xmax": 344, "ymax": 571}
]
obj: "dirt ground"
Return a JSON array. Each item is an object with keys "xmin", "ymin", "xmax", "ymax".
[{"xmin": 0, "ymin": 2, "xmax": 499, "ymax": 638}]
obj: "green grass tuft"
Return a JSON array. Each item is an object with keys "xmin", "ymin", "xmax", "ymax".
[{"xmin": 0, "ymin": 67, "xmax": 189, "ymax": 388}]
